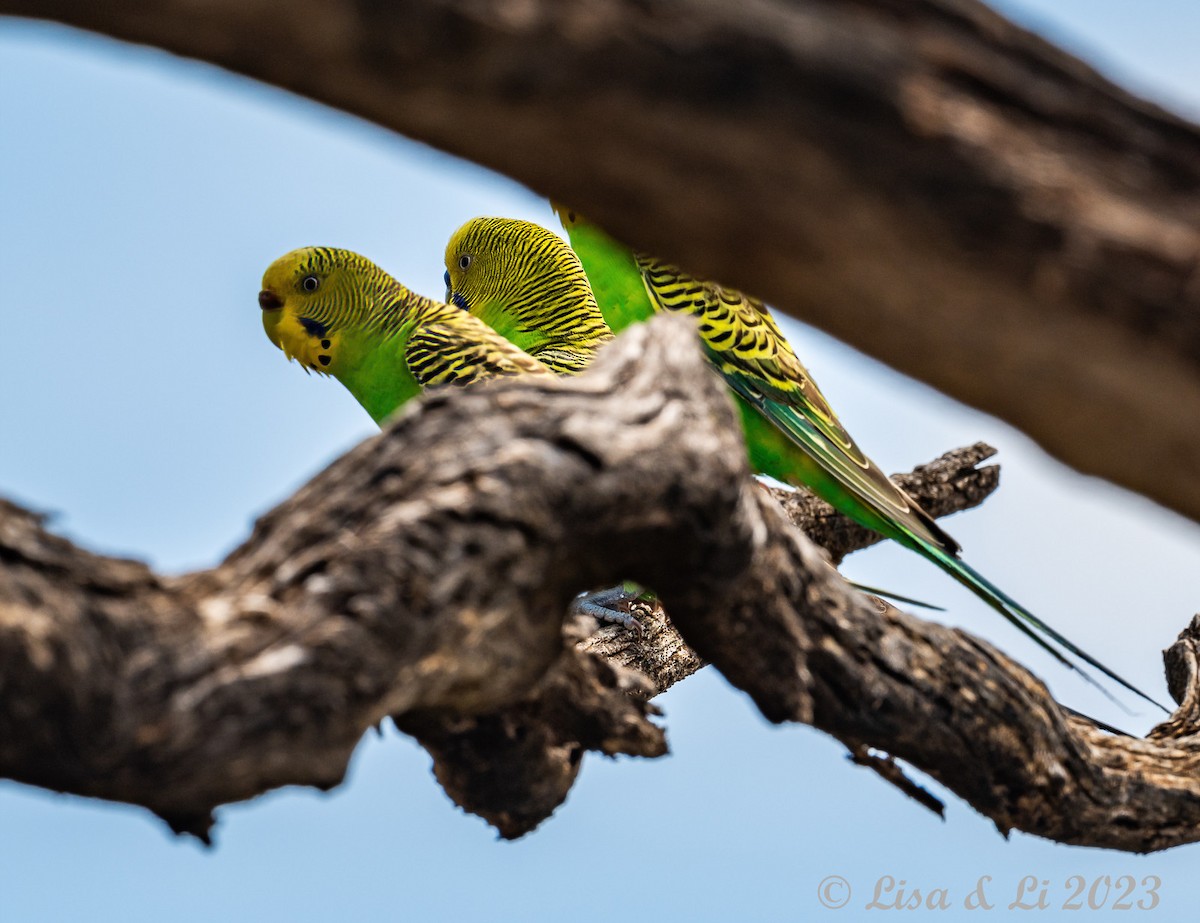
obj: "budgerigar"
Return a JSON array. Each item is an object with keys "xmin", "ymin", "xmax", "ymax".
[
  {"xmin": 444, "ymin": 217, "xmax": 949, "ymax": 618},
  {"xmin": 259, "ymin": 246, "xmax": 553, "ymax": 425},
  {"xmin": 442, "ymin": 210, "xmax": 1162, "ymax": 711}
]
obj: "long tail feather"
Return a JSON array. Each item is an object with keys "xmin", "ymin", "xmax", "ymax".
[
  {"xmin": 922, "ymin": 543, "xmax": 1168, "ymax": 713},
  {"xmin": 738, "ymin": 387, "xmax": 1168, "ymax": 713},
  {"xmin": 849, "ymin": 582, "xmax": 945, "ymax": 612}
]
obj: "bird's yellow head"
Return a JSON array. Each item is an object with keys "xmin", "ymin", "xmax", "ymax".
[
  {"xmin": 259, "ymin": 246, "xmax": 387, "ymax": 376},
  {"xmin": 443, "ymin": 217, "xmax": 594, "ymax": 322}
]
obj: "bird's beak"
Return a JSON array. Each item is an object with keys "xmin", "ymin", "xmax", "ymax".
[
  {"xmin": 260, "ymin": 288, "xmax": 285, "ymax": 352},
  {"xmin": 443, "ymin": 270, "xmax": 451, "ymax": 303}
]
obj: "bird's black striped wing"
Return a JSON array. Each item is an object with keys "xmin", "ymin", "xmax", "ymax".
[{"xmin": 405, "ymin": 317, "xmax": 553, "ymax": 388}]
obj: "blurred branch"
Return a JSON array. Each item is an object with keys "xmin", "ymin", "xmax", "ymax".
[
  {"xmin": 1, "ymin": 318, "xmax": 1199, "ymax": 851},
  {"xmin": 6, "ymin": 0, "xmax": 1200, "ymax": 522}
]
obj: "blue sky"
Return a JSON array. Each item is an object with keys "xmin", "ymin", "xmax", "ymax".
[{"xmin": 2, "ymin": 2, "xmax": 1199, "ymax": 919}]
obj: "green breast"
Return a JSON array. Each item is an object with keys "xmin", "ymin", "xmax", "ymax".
[{"xmin": 334, "ymin": 327, "xmax": 423, "ymax": 425}]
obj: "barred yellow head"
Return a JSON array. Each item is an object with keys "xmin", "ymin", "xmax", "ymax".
[
  {"xmin": 443, "ymin": 217, "xmax": 611, "ymax": 373},
  {"xmin": 258, "ymin": 247, "xmax": 391, "ymax": 374}
]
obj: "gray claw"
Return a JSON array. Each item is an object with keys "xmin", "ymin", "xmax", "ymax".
[{"xmin": 570, "ymin": 584, "xmax": 648, "ymax": 635}]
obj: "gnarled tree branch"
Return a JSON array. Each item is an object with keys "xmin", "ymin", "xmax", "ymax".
[
  {"xmin": 1, "ymin": 319, "xmax": 1197, "ymax": 850},
  {"xmin": 5, "ymin": 0, "xmax": 1200, "ymax": 521}
]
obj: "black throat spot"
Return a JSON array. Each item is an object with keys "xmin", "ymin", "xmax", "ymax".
[{"xmin": 298, "ymin": 316, "xmax": 329, "ymax": 339}]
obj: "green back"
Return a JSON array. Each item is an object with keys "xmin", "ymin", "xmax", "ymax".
[
  {"xmin": 560, "ymin": 221, "xmax": 655, "ymax": 333},
  {"xmin": 562, "ymin": 219, "xmax": 818, "ymax": 492}
]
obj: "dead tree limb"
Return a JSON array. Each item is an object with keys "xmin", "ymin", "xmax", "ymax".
[
  {"xmin": 410, "ymin": 440, "xmax": 1001, "ymax": 835},
  {"xmin": 1, "ymin": 318, "xmax": 1197, "ymax": 850},
  {"xmin": 5, "ymin": 0, "xmax": 1200, "ymax": 521},
  {"xmin": 580, "ymin": 440, "xmax": 999, "ymax": 693}
]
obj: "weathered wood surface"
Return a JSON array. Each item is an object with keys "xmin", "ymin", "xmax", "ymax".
[
  {"xmin": 5, "ymin": 0, "xmax": 1200, "ymax": 521},
  {"xmin": 2, "ymin": 319, "xmax": 1198, "ymax": 851}
]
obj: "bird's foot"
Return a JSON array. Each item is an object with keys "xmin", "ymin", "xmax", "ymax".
[{"xmin": 570, "ymin": 583, "xmax": 656, "ymax": 635}]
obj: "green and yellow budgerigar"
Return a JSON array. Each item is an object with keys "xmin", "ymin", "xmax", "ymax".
[
  {"xmin": 447, "ymin": 219, "xmax": 935, "ymax": 618},
  {"xmin": 444, "ymin": 210, "xmax": 1162, "ymax": 710},
  {"xmin": 259, "ymin": 246, "xmax": 553, "ymax": 425}
]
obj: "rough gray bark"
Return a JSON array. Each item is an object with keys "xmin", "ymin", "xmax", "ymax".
[
  {"xmin": 5, "ymin": 0, "xmax": 1200, "ymax": 523},
  {"xmin": 1, "ymin": 318, "xmax": 1198, "ymax": 852}
]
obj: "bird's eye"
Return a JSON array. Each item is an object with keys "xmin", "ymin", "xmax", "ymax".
[
  {"xmin": 301, "ymin": 275, "xmax": 320, "ymax": 293},
  {"xmin": 458, "ymin": 254, "xmax": 472, "ymax": 271}
]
